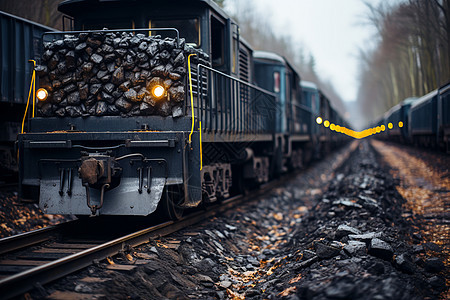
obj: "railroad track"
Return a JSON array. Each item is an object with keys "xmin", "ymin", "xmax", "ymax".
[
  {"xmin": 0, "ymin": 142, "xmax": 355, "ymax": 299},
  {"xmin": 0, "ymin": 182, "xmax": 275, "ymax": 299}
]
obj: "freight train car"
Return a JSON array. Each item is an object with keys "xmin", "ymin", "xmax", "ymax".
[
  {"xmin": 0, "ymin": 11, "xmax": 54, "ymax": 179},
  {"xmin": 17, "ymin": 0, "xmax": 350, "ymax": 218},
  {"xmin": 17, "ymin": 0, "xmax": 278, "ymax": 218},
  {"xmin": 376, "ymin": 82, "xmax": 449, "ymax": 153}
]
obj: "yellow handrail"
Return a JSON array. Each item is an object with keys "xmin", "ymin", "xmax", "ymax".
[{"xmin": 21, "ymin": 60, "xmax": 36, "ymax": 133}]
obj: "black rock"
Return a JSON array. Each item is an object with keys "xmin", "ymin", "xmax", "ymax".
[
  {"xmin": 368, "ymin": 238, "xmax": 393, "ymax": 261},
  {"xmin": 90, "ymin": 53, "xmax": 103, "ymax": 64},
  {"xmin": 424, "ymin": 257, "xmax": 445, "ymax": 273},
  {"xmin": 168, "ymin": 85, "xmax": 185, "ymax": 102},
  {"xmin": 82, "ymin": 62, "xmax": 94, "ymax": 73},
  {"xmin": 314, "ymin": 242, "xmax": 340, "ymax": 259},
  {"xmin": 67, "ymin": 92, "xmax": 81, "ymax": 105},
  {"xmin": 75, "ymin": 42, "xmax": 87, "ymax": 52},
  {"xmin": 343, "ymin": 241, "xmax": 366, "ymax": 256},
  {"xmin": 66, "ymin": 106, "xmax": 82, "ymax": 117},
  {"xmin": 159, "ymin": 101, "xmax": 171, "ymax": 117},
  {"xmin": 95, "ymin": 101, "xmax": 108, "ymax": 116},
  {"xmin": 63, "ymin": 84, "xmax": 77, "ymax": 94},
  {"xmin": 139, "ymin": 101, "xmax": 154, "ymax": 115},
  {"xmin": 324, "ymin": 277, "xmax": 355, "ymax": 299},
  {"xmin": 423, "ymin": 242, "xmax": 442, "ymax": 253},
  {"xmin": 348, "ymin": 232, "xmax": 382, "ymax": 242},
  {"xmin": 90, "ymin": 84, "xmax": 102, "ymax": 96},
  {"xmin": 104, "ymin": 83, "xmax": 115, "ymax": 94},
  {"xmin": 124, "ymin": 89, "xmax": 138, "ymax": 102},
  {"xmin": 336, "ymin": 224, "xmax": 361, "ymax": 239},
  {"xmin": 115, "ymin": 97, "xmax": 133, "ymax": 113},
  {"xmin": 111, "ymin": 67, "xmax": 125, "ymax": 85},
  {"xmin": 394, "ymin": 253, "xmax": 416, "ymax": 274}
]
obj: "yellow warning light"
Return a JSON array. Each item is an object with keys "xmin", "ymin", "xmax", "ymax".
[
  {"xmin": 324, "ymin": 120, "xmax": 330, "ymax": 128},
  {"xmin": 330, "ymin": 124, "xmax": 335, "ymax": 131},
  {"xmin": 398, "ymin": 121, "xmax": 403, "ymax": 128},
  {"xmin": 36, "ymin": 88, "xmax": 48, "ymax": 101},
  {"xmin": 151, "ymin": 85, "xmax": 165, "ymax": 99},
  {"xmin": 316, "ymin": 117, "xmax": 323, "ymax": 125},
  {"xmin": 388, "ymin": 122, "xmax": 393, "ymax": 129},
  {"xmin": 381, "ymin": 125, "xmax": 385, "ymax": 131}
]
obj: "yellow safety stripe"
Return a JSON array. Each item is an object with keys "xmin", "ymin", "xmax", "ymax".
[{"xmin": 21, "ymin": 60, "xmax": 36, "ymax": 133}]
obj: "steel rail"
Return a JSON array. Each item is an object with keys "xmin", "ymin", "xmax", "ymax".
[
  {"xmin": 0, "ymin": 181, "xmax": 279, "ymax": 299},
  {"xmin": 0, "ymin": 220, "xmax": 81, "ymax": 256}
]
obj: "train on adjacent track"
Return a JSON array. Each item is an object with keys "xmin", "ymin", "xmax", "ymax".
[
  {"xmin": 0, "ymin": 11, "xmax": 54, "ymax": 180},
  {"xmin": 374, "ymin": 82, "xmax": 450, "ymax": 153},
  {"xmin": 13, "ymin": 0, "xmax": 350, "ymax": 218}
]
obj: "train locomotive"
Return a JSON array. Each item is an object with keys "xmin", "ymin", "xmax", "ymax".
[{"xmin": 17, "ymin": 0, "xmax": 349, "ymax": 218}]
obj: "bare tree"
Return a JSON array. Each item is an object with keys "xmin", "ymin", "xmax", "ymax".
[{"xmin": 357, "ymin": 0, "xmax": 449, "ymax": 125}]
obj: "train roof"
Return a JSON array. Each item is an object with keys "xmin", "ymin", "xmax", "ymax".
[
  {"xmin": 254, "ymin": 50, "xmax": 302, "ymax": 80},
  {"xmin": 410, "ymin": 89, "xmax": 438, "ymax": 110},
  {"xmin": 402, "ymin": 97, "xmax": 418, "ymax": 105},
  {"xmin": 58, "ymin": 0, "xmax": 230, "ymax": 19},
  {"xmin": 253, "ymin": 51, "xmax": 285, "ymax": 64},
  {"xmin": 300, "ymin": 80, "xmax": 318, "ymax": 91}
]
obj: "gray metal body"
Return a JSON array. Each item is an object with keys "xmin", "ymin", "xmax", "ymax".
[{"xmin": 19, "ymin": 116, "xmax": 201, "ymax": 215}]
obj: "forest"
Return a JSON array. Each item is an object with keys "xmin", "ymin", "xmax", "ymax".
[{"xmin": 358, "ymin": 0, "xmax": 449, "ymax": 121}]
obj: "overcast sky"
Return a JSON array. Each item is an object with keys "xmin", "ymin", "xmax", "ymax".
[{"xmin": 224, "ymin": 0, "xmax": 390, "ymax": 103}]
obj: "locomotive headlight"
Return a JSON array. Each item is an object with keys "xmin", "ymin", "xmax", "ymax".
[
  {"xmin": 36, "ymin": 88, "xmax": 48, "ymax": 101},
  {"xmin": 151, "ymin": 85, "xmax": 165, "ymax": 99}
]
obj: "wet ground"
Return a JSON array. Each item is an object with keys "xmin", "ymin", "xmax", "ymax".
[{"xmin": 4, "ymin": 139, "xmax": 448, "ymax": 299}]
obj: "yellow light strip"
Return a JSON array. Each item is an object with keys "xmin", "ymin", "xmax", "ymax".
[
  {"xmin": 315, "ymin": 116, "xmax": 407, "ymax": 139},
  {"xmin": 199, "ymin": 121, "xmax": 203, "ymax": 171},
  {"xmin": 187, "ymin": 53, "xmax": 197, "ymax": 145},
  {"xmin": 21, "ymin": 60, "xmax": 36, "ymax": 133}
]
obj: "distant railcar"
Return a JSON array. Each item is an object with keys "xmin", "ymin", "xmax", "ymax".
[{"xmin": 377, "ymin": 82, "xmax": 449, "ymax": 153}]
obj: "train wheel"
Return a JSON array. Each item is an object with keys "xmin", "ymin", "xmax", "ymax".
[{"xmin": 159, "ymin": 185, "xmax": 184, "ymax": 220}]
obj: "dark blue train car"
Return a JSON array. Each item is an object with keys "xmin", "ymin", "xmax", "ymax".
[
  {"xmin": 0, "ymin": 11, "xmax": 54, "ymax": 176},
  {"xmin": 409, "ymin": 90, "xmax": 438, "ymax": 148},
  {"xmin": 385, "ymin": 97, "xmax": 417, "ymax": 142},
  {"xmin": 253, "ymin": 51, "xmax": 311, "ymax": 170},
  {"xmin": 438, "ymin": 82, "xmax": 450, "ymax": 152}
]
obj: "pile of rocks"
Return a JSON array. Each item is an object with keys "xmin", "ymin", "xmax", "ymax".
[{"xmin": 36, "ymin": 30, "xmax": 208, "ymax": 118}]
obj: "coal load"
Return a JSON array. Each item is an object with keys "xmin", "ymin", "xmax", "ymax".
[{"xmin": 36, "ymin": 31, "xmax": 208, "ymax": 118}]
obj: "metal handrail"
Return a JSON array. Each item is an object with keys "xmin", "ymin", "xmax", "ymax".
[{"xmin": 196, "ymin": 64, "xmax": 277, "ymax": 97}]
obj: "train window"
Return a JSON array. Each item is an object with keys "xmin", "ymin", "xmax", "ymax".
[
  {"xmin": 274, "ymin": 72, "xmax": 280, "ymax": 93},
  {"xmin": 232, "ymin": 37, "xmax": 238, "ymax": 74},
  {"xmin": 150, "ymin": 18, "xmax": 200, "ymax": 46},
  {"xmin": 211, "ymin": 16, "xmax": 225, "ymax": 68}
]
